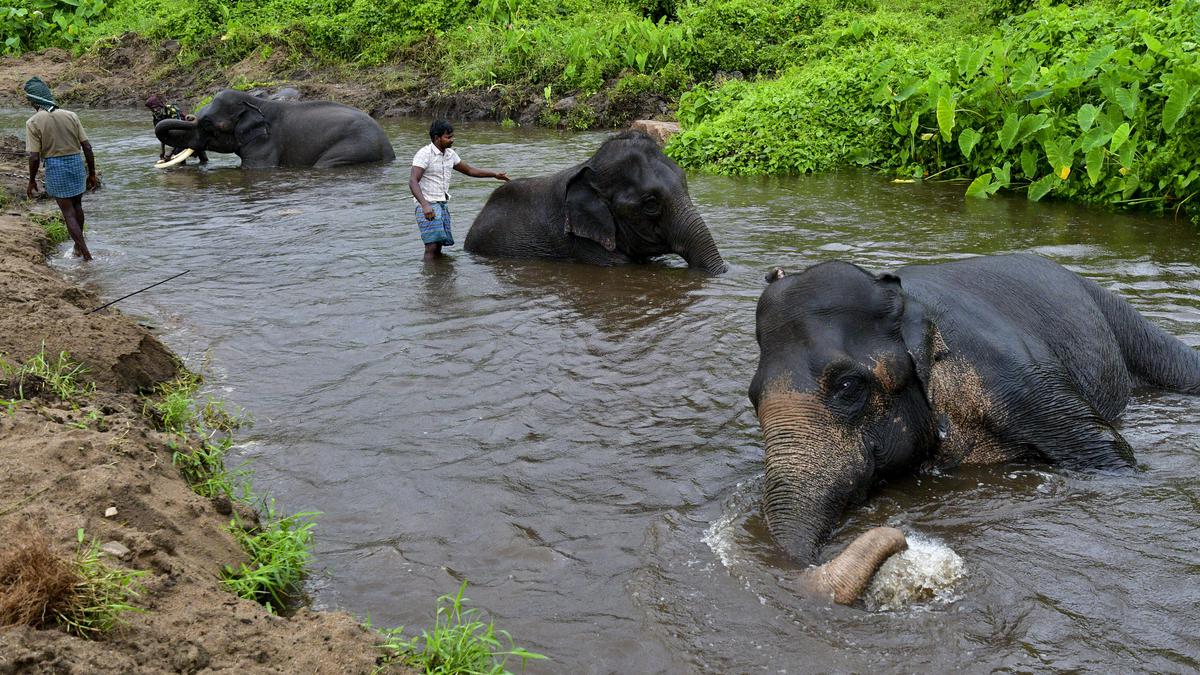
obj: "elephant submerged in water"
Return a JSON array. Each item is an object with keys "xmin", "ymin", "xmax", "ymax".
[
  {"xmin": 154, "ymin": 89, "xmax": 395, "ymax": 169},
  {"xmin": 748, "ymin": 253, "xmax": 1200, "ymax": 604},
  {"xmin": 465, "ymin": 130, "xmax": 726, "ymax": 274}
]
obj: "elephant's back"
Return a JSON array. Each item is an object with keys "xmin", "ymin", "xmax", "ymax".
[
  {"xmin": 901, "ymin": 254, "xmax": 1131, "ymax": 416},
  {"xmin": 465, "ymin": 176, "xmax": 568, "ymax": 257},
  {"xmin": 278, "ymin": 103, "xmax": 394, "ymax": 163}
]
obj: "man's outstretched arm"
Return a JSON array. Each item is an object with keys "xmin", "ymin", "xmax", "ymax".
[{"xmin": 454, "ymin": 161, "xmax": 509, "ymax": 181}]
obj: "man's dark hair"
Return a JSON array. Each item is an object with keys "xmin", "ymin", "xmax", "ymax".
[{"xmin": 429, "ymin": 120, "xmax": 453, "ymax": 140}]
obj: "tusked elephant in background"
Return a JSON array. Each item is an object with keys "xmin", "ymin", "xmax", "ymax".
[
  {"xmin": 155, "ymin": 89, "xmax": 395, "ymax": 169},
  {"xmin": 465, "ymin": 130, "xmax": 727, "ymax": 274},
  {"xmin": 747, "ymin": 253, "xmax": 1200, "ymax": 604}
]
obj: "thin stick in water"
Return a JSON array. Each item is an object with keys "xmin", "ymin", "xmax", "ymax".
[{"xmin": 86, "ymin": 270, "xmax": 190, "ymax": 314}]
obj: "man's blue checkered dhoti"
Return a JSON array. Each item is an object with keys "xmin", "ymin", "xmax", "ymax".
[
  {"xmin": 43, "ymin": 153, "xmax": 85, "ymax": 198},
  {"xmin": 416, "ymin": 202, "xmax": 453, "ymax": 246}
]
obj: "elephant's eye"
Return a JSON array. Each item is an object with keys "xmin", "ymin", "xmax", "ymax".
[
  {"xmin": 836, "ymin": 375, "xmax": 863, "ymax": 396},
  {"xmin": 830, "ymin": 373, "xmax": 869, "ymax": 418},
  {"xmin": 641, "ymin": 195, "xmax": 661, "ymax": 215}
]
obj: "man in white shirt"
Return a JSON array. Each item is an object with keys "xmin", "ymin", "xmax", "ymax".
[{"xmin": 409, "ymin": 120, "xmax": 509, "ymax": 261}]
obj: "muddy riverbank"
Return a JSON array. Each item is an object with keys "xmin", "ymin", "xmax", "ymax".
[
  {"xmin": 0, "ymin": 140, "xmax": 412, "ymax": 671},
  {"xmin": 0, "ymin": 34, "xmax": 672, "ymax": 129}
]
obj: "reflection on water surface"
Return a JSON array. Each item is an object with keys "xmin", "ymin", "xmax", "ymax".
[{"xmin": 14, "ymin": 107, "xmax": 1199, "ymax": 673}]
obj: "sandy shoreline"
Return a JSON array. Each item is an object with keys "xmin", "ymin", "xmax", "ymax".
[{"xmin": 0, "ymin": 110, "xmax": 413, "ymax": 675}]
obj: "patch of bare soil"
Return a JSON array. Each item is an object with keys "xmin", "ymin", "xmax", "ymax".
[{"xmin": 0, "ymin": 149, "xmax": 411, "ymax": 671}]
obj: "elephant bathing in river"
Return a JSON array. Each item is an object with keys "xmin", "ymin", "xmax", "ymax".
[
  {"xmin": 748, "ymin": 253, "xmax": 1200, "ymax": 604},
  {"xmin": 154, "ymin": 89, "xmax": 395, "ymax": 169},
  {"xmin": 465, "ymin": 130, "xmax": 727, "ymax": 274}
]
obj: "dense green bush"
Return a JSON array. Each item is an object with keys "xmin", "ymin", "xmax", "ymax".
[
  {"xmin": 441, "ymin": 11, "xmax": 692, "ymax": 90},
  {"xmin": 668, "ymin": 0, "xmax": 1200, "ymax": 221},
  {"xmin": 871, "ymin": 0, "xmax": 1200, "ymax": 212},
  {"xmin": 669, "ymin": 57, "xmax": 895, "ymax": 173},
  {"xmin": 81, "ymin": 0, "xmax": 475, "ymax": 64},
  {"xmin": 676, "ymin": 0, "xmax": 823, "ymax": 76},
  {"xmin": 2, "ymin": 0, "xmax": 109, "ymax": 54}
]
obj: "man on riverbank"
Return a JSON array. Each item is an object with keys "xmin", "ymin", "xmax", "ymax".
[
  {"xmin": 24, "ymin": 77, "xmax": 98, "ymax": 261},
  {"xmin": 409, "ymin": 120, "xmax": 509, "ymax": 261}
]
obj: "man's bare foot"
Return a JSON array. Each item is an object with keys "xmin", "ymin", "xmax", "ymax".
[{"xmin": 423, "ymin": 243, "xmax": 445, "ymax": 261}]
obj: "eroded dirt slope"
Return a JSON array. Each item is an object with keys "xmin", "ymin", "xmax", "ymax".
[{"xmin": 0, "ymin": 150, "xmax": 409, "ymax": 672}]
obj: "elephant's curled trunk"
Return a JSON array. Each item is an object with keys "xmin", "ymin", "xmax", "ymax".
[
  {"xmin": 155, "ymin": 117, "xmax": 200, "ymax": 150},
  {"xmin": 673, "ymin": 206, "xmax": 726, "ymax": 275},
  {"xmin": 798, "ymin": 527, "xmax": 907, "ymax": 604},
  {"xmin": 759, "ymin": 387, "xmax": 904, "ymax": 604}
]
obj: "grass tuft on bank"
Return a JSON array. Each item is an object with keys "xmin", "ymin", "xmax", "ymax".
[
  {"xmin": 0, "ymin": 529, "xmax": 145, "ymax": 638},
  {"xmin": 221, "ymin": 501, "xmax": 318, "ymax": 613},
  {"xmin": 0, "ymin": 344, "xmax": 94, "ymax": 402},
  {"xmin": 30, "ymin": 212, "xmax": 69, "ymax": 247},
  {"xmin": 376, "ymin": 580, "xmax": 548, "ymax": 674},
  {"xmin": 143, "ymin": 370, "xmax": 316, "ymax": 613}
]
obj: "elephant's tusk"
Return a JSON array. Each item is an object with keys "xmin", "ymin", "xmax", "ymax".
[{"xmin": 154, "ymin": 147, "xmax": 194, "ymax": 169}]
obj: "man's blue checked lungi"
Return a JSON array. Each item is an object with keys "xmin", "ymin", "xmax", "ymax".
[
  {"xmin": 416, "ymin": 202, "xmax": 453, "ymax": 246},
  {"xmin": 44, "ymin": 153, "xmax": 85, "ymax": 198}
]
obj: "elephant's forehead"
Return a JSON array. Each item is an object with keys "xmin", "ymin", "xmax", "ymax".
[
  {"xmin": 757, "ymin": 310, "xmax": 896, "ymax": 359},
  {"xmin": 757, "ymin": 378, "xmax": 837, "ymax": 425},
  {"xmin": 601, "ymin": 151, "xmax": 678, "ymax": 186},
  {"xmin": 758, "ymin": 276, "xmax": 892, "ymax": 336}
]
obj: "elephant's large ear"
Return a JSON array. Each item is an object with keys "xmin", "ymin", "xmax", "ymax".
[
  {"xmin": 235, "ymin": 101, "xmax": 270, "ymax": 147},
  {"xmin": 878, "ymin": 272, "xmax": 933, "ymax": 394},
  {"xmin": 565, "ymin": 166, "xmax": 617, "ymax": 252}
]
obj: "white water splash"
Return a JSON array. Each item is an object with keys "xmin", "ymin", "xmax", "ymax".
[
  {"xmin": 863, "ymin": 534, "xmax": 966, "ymax": 612},
  {"xmin": 702, "ymin": 478, "xmax": 761, "ymax": 569}
]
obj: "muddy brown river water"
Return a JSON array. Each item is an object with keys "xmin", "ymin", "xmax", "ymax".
[{"xmin": 15, "ymin": 108, "xmax": 1200, "ymax": 673}]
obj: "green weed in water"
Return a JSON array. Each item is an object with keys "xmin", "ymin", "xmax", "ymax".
[
  {"xmin": 144, "ymin": 372, "xmax": 201, "ymax": 433},
  {"xmin": 221, "ymin": 500, "xmax": 319, "ymax": 613},
  {"xmin": 171, "ymin": 434, "xmax": 248, "ymax": 500},
  {"xmin": 142, "ymin": 369, "xmax": 313, "ymax": 614},
  {"xmin": 378, "ymin": 580, "xmax": 548, "ymax": 674}
]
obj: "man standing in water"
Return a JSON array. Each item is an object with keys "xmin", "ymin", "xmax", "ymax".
[
  {"xmin": 409, "ymin": 120, "xmax": 509, "ymax": 261},
  {"xmin": 24, "ymin": 77, "xmax": 98, "ymax": 261}
]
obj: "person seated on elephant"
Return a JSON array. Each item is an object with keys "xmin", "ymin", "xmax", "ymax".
[
  {"xmin": 146, "ymin": 94, "xmax": 207, "ymax": 165},
  {"xmin": 409, "ymin": 119, "xmax": 509, "ymax": 261}
]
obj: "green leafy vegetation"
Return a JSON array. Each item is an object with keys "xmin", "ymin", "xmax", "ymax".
[
  {"xmin": 30, "ymin": 212, "xmax": 69, "ymax": 246},
  {"xmin": 1, "ymin": 0, "xmax": 110, "ymax": 54},
  {"xmin": 144, "ymin": 372, "xmax": 201, "ymax": 433},
  {"xmin": 221, "ymin": 501, "xmax": 318, "ymax": 612},
  {"xmin": 142, "ymin": 370, "xmax": 312, "ymax": 613},
  {"xmin": 57, "ymin": 528, "xmax": 147, "ymax": 637},
  {"xmin": 667, "ymin": 0, "xmax": 1200, "ymax": 222},
  {"xmin": 376, "ymin": 580, "xmax": 548, "ymax": 674},
  {"xmin": 0, "ymin": 344, "xmax": 94, "ymax": 402}
]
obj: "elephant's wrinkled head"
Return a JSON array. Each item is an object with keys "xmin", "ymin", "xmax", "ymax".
[
  {"xmin": 154, "ymin": 89, "xmax": 270, "ymax": 156},
  {"xmin": 747, "ymin": 262, "xmax": 937, "ymax": 563},
  {"xmin": 564, "ymin": 130, "xmax": 726, "ymax": 274}
]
